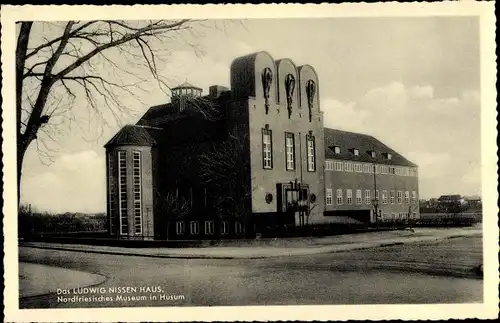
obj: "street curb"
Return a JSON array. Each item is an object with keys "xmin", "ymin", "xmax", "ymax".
[
  {"xmin": 19, "ymin": 265, "xmax": 108, "ymax": 299},
  {"xmin": 19, "ymin": 231, "xmax": 481, "ymax": 260}
]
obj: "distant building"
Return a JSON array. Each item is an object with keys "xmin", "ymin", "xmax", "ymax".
[
  {"xmin": 464, "ymin": 195, "xmax": 482, "ymax": 209},
  {"xmin": 438, "ymin": 195, "xmax": 463, "ymax": 204},
  {"xmin": 104, "ymin": 51, "xmax": 420, "ymax": 240}
]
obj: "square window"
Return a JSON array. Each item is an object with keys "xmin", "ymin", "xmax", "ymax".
[
  {"xmin": 336, "ymin": 189, "xmax": 343, "ymax": 205},
  {"xmin": 326, "ymin": 189, "xmax": 333, "ymax": 205}
]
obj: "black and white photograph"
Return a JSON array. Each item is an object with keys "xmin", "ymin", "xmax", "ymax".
[{"xmin": 2, "ymin": 3, "xmax": 498, "ymax": 322}]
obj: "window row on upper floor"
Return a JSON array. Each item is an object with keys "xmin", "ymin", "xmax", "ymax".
[
  {"xmin": 262, "ymin": 127, "xmax": 316, "ymax": 172},
  {"xmin": 325, "ymin": 188, "xmax": 418, "ymax": 206},
  {"xmin": 324, "ymin": 160, "xmax": 418, "ymax": 177}
]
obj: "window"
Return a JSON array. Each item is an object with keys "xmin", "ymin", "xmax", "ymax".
[
  {"xmin": 133, "ymin": 151, "xmax": 142, "ymax": 234},
  {"xmin": 221, "ymin": 221, "xmax": 229, "ymax": 235},
  {"xmin": 395, "ymin": 167, "xmax": 400, "ymax": 176},
  {"xmin": 404, "ymin": 191, "xmax": 410, "ymax": 204},
  {"xmin": 370, "ymin": 151, "xmax": 376, "ymax": 158},
  {"xmin": 363, "ymin": 164, "xmax": 372, "ymax": 173},
  {"xmin": 347, "ymin": 189, "xmax": 353, "ymax": 205},
  {"xmin": 334, "ymin": 146, "xmax": 341, "ymax": 154},
  {"xmin": 409, "ymin": 168, "xmax": 415, "ymax": 177},
  {"xmin": 285, "ymin": 132, "xmax": 295, "ymax": 170},
  {"xmin": 262, "ymin": 128, "xmax": 273, "ymax": 169},
  {"xmin": 375, "ymin": 165, "xmax": 380, "ymax": 174},
  {"xmin": 356, "ymin": 189, "xmax": 362, "ymax": 205},
  {"xmin": 389, "ymin": 167, "xmax": 395, "ymax": 175},
  {"xmin": 412, "ymin": 191, "xmax": 417, "ymax": 204},
  {"xmin": 306, "ymin": 135, "xmax": 316, "ymax": 171},
  {"xmin": 235, "ymin": 222, "xmax": 245, "ymax": 235},
  {"xmin": 190, "ymin": 221, "xmax": 200, "ymax": 235},
  {"xmin": 344, "ymin": 162, "xmax": 353, "ymax": 172},
  {"xmin": 390, "ymin": 190, "xmax": 395, "ymax": 204},
  {"xmin": 336, "ymin": 189, "xmax": 343, "ymax": 205},
  {"xmin": 354, "ymin": 163, "xmax": 363, "ymax": 172},
  {"xmin": 381, "ymin": 166, "xmax": 388, "ymax": 174},
  {"xmin": 118, "ymin": 151, "xmax": 128, "ymax": 235},
  {"xmin": 205, "ymin": 221, "xmax": 215, "ymax": 235},
  {"xmin": 325, "ymin": 160, "xmax": 334, "ymax": 171},
  {"xmin": 326, "ymin": 188, "xmax": 333, "ymax": 205},
  {"xmin": 353, "ymin": 149, "xmax": 359, "ymax": 156},
  {"xmin": 176, "ymin": 221, "xmax": 185, "ymax": 235},
  {"xmin": 375, "ymin": 190, "xmax": 379, "ymax": 202},
  {"xmin": 397, "ymin": 191, "xmax": 403, "ymax": 204},
  {"xmin": 387, "ymin": 153, "xmax": 392, "ymax": 160},
  {"xmin": 365, "ymin": 190, "xmax": 371, "ymax": 205},
  {"xmin": 382, "ymin": 190, "xmax": 388, "ymax": 204},
  {"xmin": 108, "ymin": 153, "xmax": 116, "ymax": 234},
  {"xmin": 334, "ymin": 161, "xmax": 343, "ymax": 171}
]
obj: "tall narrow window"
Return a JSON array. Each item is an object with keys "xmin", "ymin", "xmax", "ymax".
[
  {"xmin": 133, "ymin": 151, "xmax": 142, "ymax": 235},
  {"xmin": 306, "ymin": 134, "xmax": 316, "ymax": 171},
  {"xmin": 118, "ymin": 151, "xmax": 128, "ymax": 235},
  {"xmin": 412, "ymin": 191, "xmax": 417, "ymax": 204},
  {"xmin": 221, "ymin": 221, "xmax": 229, "ymax": 235},
  {"xmin": 390, "ymin": 190, "xmax": 395, "ymax": 204},
  {"xmin": 347, "ymin": 189, "xmax": 353, "ymax": 205},
  {"xmin": 336, "ymin": 189, "xmax": 343, "ymax": 205},
  {"xmin": 285, "ymin": 132, "xmax": 295, "ymax": 170},
  {"xmin": 326, "ymin": 188, "xmax": 333, "ymax": 205},
  {"xmin": 108, "ymin": 153, "xmax": 116, "ymax": 235},
  {"xmin": 335, "ymin": 161, "xmax": 343, "ymax": 171},
  {"xmin": 356, "ymin": 189, "xmax": 362, "ymax": 205},
  {"xmin": 205, "ymin": 221, "xmax": 215, "ymax": 235},
  {"xmin": 365, "ymin": 190, "xmax": 371, "ymax": 205},
  {"xmin": 397, "ymin": 191, "xmax": 403, "ymax": 204},
  {"xmin": 325, "ymin": 160, "xmax": 334, "ymax": 171},
  {"xmin": 382, "ymin": 190, "xmax": 388, "ymax": 204},
  {"xmin": 235, "ymin": 222, "xmax": 245, "ymax": 235},
  {"xmin": 404, "ymin": 191, "xmax": 410, "ymax": 204},
  {"xmin": 190, "ymin": 221, "xmax": 200, "ymax": 235},
  {"xmin": 262, "ymin": 128, "xmax": 273, "ymax": 169},
  {"xmin": 176, "ymin": 221, "xmax": 185, "ymax": 235}
]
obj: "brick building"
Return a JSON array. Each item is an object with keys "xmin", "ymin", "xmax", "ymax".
[{"xmin": 104, "ymin": 51, "xmax": 419, "ymax": 240}]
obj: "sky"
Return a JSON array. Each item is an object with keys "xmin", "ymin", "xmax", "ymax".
[{"xmin": 19, "ymin": 17, "xmax": 482, "ymax": 213}]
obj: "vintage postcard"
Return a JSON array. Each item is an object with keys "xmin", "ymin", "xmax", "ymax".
[{"xmin": 2, "ymin": 2, "xmax": 498, "ymax": 322}]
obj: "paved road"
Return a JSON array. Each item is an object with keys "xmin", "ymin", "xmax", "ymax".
[{"xmin": 19, "ymin": 236, "xmax": 482, "ymax": 308}]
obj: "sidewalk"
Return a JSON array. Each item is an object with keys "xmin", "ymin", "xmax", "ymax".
[
  {"xmin": 19, "ymin": 226, "xmax": 482, "ymax": 259},
  {"xmin": 19, "ymin": 262, "xmax": 106, "ymax": 298}
]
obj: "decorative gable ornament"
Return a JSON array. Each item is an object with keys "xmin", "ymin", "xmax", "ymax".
[
  {"xmin": 306, "ymin": 79, "xmax": 316, "ymax": 122},
  {"xmin": 261, "ymin": 68, "xmax": 273, "ymax": 114},
  {"xmin": 284, "ymin": 74, "xmax": 296, "ymax": 119}
]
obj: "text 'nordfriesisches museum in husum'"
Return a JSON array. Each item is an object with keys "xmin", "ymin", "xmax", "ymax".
[{"xmin": 104, "ymin": 51, "xmax": 420, "ymax": 240}]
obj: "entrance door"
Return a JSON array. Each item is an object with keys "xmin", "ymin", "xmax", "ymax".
[{"xmin": 284, "ymin": 187, "xmax": 309, "ymax": 227}]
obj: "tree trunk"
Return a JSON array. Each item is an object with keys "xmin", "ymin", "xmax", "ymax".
[{"xmin": 17, "ymin": 138, "xmax": 31, "ymax": 207}]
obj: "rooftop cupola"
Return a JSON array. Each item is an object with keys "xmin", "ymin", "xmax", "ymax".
[{"xmin": 171, "ymin": 81, "xmax": 203, "ymax": 111}]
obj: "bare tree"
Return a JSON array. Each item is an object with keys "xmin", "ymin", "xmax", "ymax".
[
  {"xmin": 198, "ymin": 133, "xmax": 252, "ymax": 225},
  {"xmin": 16, "ymin": 19, "xmax": 219, "ymax": 203},
  {"xmin": 155, "ymin": 190, "xmax": 190, "ymax": 240}
]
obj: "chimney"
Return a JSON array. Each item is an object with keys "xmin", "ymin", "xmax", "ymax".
[{"xmin": 209, "ymin": 85, "xmax": 229, "ymax": 98}]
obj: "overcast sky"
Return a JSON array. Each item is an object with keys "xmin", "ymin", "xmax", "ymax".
[{"xmin": 20, "ymin": 17, "xmax": 481, "ymax": 213}]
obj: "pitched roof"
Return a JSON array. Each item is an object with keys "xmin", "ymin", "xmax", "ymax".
[
  {"xmin": 323, "ymin": 128, "xmax": 417, "ymax": 167},
  {"xmin": 104, "ymin": 124, "xmax": 161, "ymax": 148},
  {"xmin": 172, "ymin": 81, "xmax": 202, "ymax": 91},
  {"xmin": 137, "ymin": 95, "xmax": 224, "ymax": 128}
]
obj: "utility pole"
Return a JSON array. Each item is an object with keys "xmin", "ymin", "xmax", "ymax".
[
  {"xmin": 299, "ymin": 132, "xmax": 304, "ymax": 227},
  {"xmin": 371, "ymin": 144, "xmax": 379, "ymax": 225}
]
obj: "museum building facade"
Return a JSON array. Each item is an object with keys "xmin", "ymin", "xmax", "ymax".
[{"xmin": 104, "ymin": 51, "xmax": 419, "ymax": 240}]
